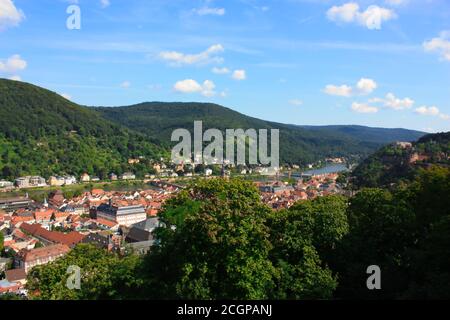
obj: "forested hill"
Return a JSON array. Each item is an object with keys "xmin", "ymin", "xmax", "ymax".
[
  {"xmin": 0, "ymin": 79, "xmax": 164, "ymax": 180},
  {"xmin": 0, "ymin": 79, "xmax": 426, "ymax": 180},
  {"xmin": 95, "ymin": 102, "xmax": 424, "ymax": 164},
  {"xmin": 352, "ymin": 132, "xmax": 450, "ymax": 188}
]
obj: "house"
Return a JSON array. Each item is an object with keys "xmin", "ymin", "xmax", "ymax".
[
  {"xmin": 15, "ymin": 244, "xmax": 70, "ymax": 273},
  {"xmin": 81, "ymin": 233, "xmax": 111, "ymax": 250},
  {"xmin": 15, "ymin": 176, "xmax": 47, "ymax": 188},
  {"xmin": 0, "ymin": 180, "xmax": 13, "ymax": 188},
  {"xmin": 48, "ymin": 176, "xmax": 65, "ymax": 186},
  {"xmin": 33, "ymin": 208, "xmax": 55, "ymax": 223},
  {"xmin": 94, "ymin": 217, "xmax": 119, "ymax": 231},
  {"xmin": 20, "ymin": 223, "xmax": 86, "ymax": 248},
  {"xmin": 0, "ymin": 197, "xmax": 33, "ymax": 212},
  {"xmin": 0, "ymin": 257, "xmax": 12, "ymax": 272},
  {"xmin": 120, "ymin": 172, "xmax": 136, "ymax": 180},
  {"xmin": 5, "ymin": 268, "xmax": 27, "ymax": 286},
  {"xmin": 109, "ymin": 173, "xmax": 118, "ymax": 181},
  {"xmin": 80, "ymin": 173, "xmax": 90, "ymax": 183},
  {"xmin": 48, "ymin": 190, "xmax": 65, "ymax": 207},
  {"xmin": 96, "ymin": 202, "xmax": 146, "ymax": 227}
]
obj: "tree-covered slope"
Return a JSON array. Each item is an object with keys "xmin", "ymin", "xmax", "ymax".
[
  {"xmin": 96, "ymin": 102, "xmax": 424, "ymax": 165},
  {"xmin": 351, "ymin": 132, "xmax": 450, "ymax": 188},
  {"xmin": 0, "ymin": 79, "xmax": 164, "ymax": 180}
]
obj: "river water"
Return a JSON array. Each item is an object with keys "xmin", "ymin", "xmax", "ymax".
[{"xmin": 302, "ymin": 163, "xmax": 349, "ymax": 176}]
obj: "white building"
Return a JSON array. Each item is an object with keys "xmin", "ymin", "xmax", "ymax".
[{"xmin": 96, "ymin": 203, "xmax": 147, "ymax": 227}]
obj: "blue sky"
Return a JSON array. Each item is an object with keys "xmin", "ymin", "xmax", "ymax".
[{"xmin": 1, "ymin": 0, "xmax": 449, "ymax": 132}]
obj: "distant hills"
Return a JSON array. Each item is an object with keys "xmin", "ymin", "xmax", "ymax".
[
  {"xmin": 0, "ymin": 79, "xmax": 426, "ymax": 180},
  {"xmin": 96, "ymin": 102, "xmax": 425, "ymax": 164},
  {"xmin": 352, "ymin": 132, "xmax": 450, "ymax": 188}
]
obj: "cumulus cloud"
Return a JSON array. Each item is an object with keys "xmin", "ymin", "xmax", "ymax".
[
  {"xmin": 356, "ymin": 78, "xmax": 378, "ymax": 95},
  {"xmin": 423, "ymin": 31, "xmax": 450, "ymax": 62},
  {"xmin": 212, "ymin": 67, "xmax": 230, "ymax": 74},
  {"xmin": 324, "ymin": 84, "xmax": 353, "ymax": 97},
  {"xmin": 324, "ymin": 78, "xmax": 377, "ymax": 97},
  {"xmin": 232, "ymin": 69, "xmax": 246, "ymax": 81},
  {"xmin": 369, "ymin": 93, "xmax": 414, "ymax": 110},
  {"xmin": 327, "ymin": 2, "xmax": 396, "ymax": 30},
  {"xmin": 415, "ymin": 106, "xmax": 449, "ymax": 121},
  {"xmin": 174, "ymin": 79, "xmax": 217, "ymax": 97},
  {"xmin": 0, "ymin": 0, "xmax": 24, "ymax": 30},
  {"xmin": 351, "ymin": 102, "xmax": 379, "ymax": 113},
  {"xmin": 0, "ymin": 54, "xmax": 27, "ymax": 74},
  {"xmin": 289, "ymin": 99, "xmax": 303, "ymax": 106},
  {"xmin": 193, "ymin": 7, "xmax": 225, "ymax": 16},
  {"xmin": 159, "ymin": 44, "xmax": 224, "ymax": 66}
]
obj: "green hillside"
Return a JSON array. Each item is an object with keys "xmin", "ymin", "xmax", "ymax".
[
  {"xmin": 0, "ymin": 79, "xmax": 427, "ymax": 180},
  {"xmin": 351, "ymin": 132, "xmax": 450, "ymax": 188},
  {"xmin": 0, "ymin": 79, "xmax": 165, "ymax": 180},
  {"xmin": 96, "ymin": 102, "xmax": 425, "ymax": 165}
]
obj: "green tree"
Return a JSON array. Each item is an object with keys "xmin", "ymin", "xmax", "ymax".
[
  {"xmin": 142, "ymin": 178, "xmax": 277, "ymax": 300},
  {"xmin": 26, "ymin": 244, "xmax": 142, "ymax": 300},
  {"xmin": 266, "ymin": 195, "xmax": 348, "ymax": 299}
]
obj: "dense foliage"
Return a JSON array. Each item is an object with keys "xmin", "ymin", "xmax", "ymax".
[
  {"xmin": 24, "ymin": 170, "xmax": 450, "ymax": 300},
  {"xmin": 26, "ymin": 244, "xmax": 142, "ymax": 300},
  {"xmin": 352, "ymin": 132, "xmax": 450, "ymax": 188},
  {"xmin": 0, "ymin": 79, "xmax": 165, "ymax": 180}
]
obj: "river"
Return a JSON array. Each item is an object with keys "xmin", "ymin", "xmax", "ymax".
[{"xmin": 301, "ymin": 163, "xmax": 349, "ymax": 176}]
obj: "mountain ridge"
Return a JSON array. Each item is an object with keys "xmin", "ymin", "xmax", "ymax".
[{"xmin": 0, "ymin": 79, "xmax": 426, "ymax": 179}]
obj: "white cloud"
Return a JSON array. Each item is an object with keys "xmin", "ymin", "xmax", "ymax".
[
  {"xmin": 327, "ymin": 2, "xmax": 396, "ymax": 30},
  {"xmin": 324, "ymin": 84, "xmax": 353, "ymax": 97},
  {"xmin": 384, "ymin": 93, "xmax": 414, "ymax": 110},
  {"xmin": 289, "ymin": 99, "xmax": 303, "ymax": 106},
  {"xmin": 370, "ymin": 93, "xmax": 414, "ymax": 110},
  {"xmin": 423, "ymin": 31, "xmax": 450, "ymax": 62},
  {"xmin": 159, "ymin": 44, "xmax": 224, "ymax": 66},
  {"xmin": 415, "ymin": 106, "xmax": 440, "ymax": 116},
  {"xmin": 212, "ymin": 67, "xmax": 230, "ymax": 74},
  {"xmin": 0, "ymin": 54, "xmax": 27, "ymax": 73},
  {"xmin": 193, "ymin": 7, "xmax": 225, "ymax": 16},
  {"xmin": 0, "ymin": 0, "xmax": 24, "ymax": 30},
  {"xmin": 356, "ymin": 78, "xmax": 377, "ymax": 95},
  {"xmin": 414, "ymin": 106, "xmax": 449, "ymax": 121},
  {"xmin": 324, "ymin": 78, "xmax": 377, "ymax": 97},
  {"xmin": 351, "ymin": 102, "xmax": 379, "ymax": 113},
  {"xmin": 232, "ymin": 69, "xmax": 246, "ymax": 81},
  {"xmin": 120, "ymin": 81, "xmax": 131, "ymax": 88},
  {"xmin": 100, "ymin": 0, "xmax": 110, "ymax": 8},
  {"xmin": 174, "ymin": 79, "xmax": 217, "ymax": 97}
]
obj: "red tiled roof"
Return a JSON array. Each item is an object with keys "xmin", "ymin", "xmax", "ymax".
[
  {"xmin": 18, "ymin": 244, "xmax": 70, "ymax": 263},
  {"xmin": 5, "ymin": 269, "xmax": 26, "ymax": 282},
  {"xmin": 95, "ymin": 218, "xmax": 118, "ymax": 228},
  {"xmin": 20, "ymin": 223, "xmax": 86, "ymax": 247}
]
